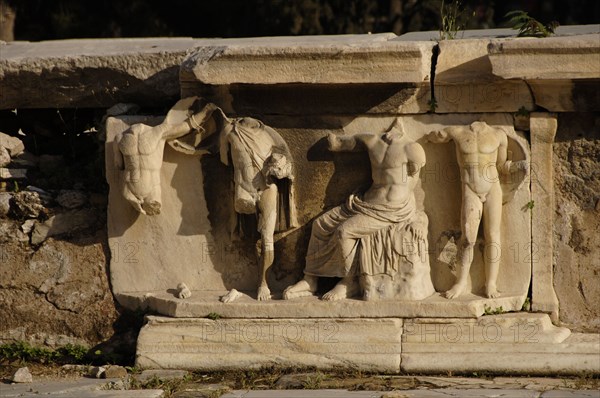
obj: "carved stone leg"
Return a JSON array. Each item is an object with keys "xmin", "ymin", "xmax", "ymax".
[
  {"xmin": 445, "ymin": 187, "xmax": 483, "ymax": 299},
  {"xmin": 483, "ymin": 183, "xmax": 503, "ymax": 298},
  {"xmin": 257, "ymin": 184, "xmax": 278, "ymax": 301}
]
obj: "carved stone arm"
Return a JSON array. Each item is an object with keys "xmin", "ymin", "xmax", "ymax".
[{"xmin": 327, "ymin": 132, "xmax": 374, "ymax": 152}]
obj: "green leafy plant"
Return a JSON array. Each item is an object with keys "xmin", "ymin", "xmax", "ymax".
[
  {"xmin": 521, "ymin": 296, "xmax": 531, "ymax": 311},
  {"xmin": 61, "ymin": 344, "xmax": 88, "ymax": 362},
  {"xmin": 439, "ymin": 0, "xmax": 470, "ymax": 40},
  {"xmin": 515, "ymin": 106, "xmax": 530, "ymax": 117},
  {"xmin": 207, "ymin": 312, "xmax": 222, "ymax": 320},
  {"xmin": 427, "ymin": 98, "xmax": 438, "ymax": 113},
  {"xmin": 303, "ymin": 372, "xmax": 326, "ymax": 389},
  {"xmin": 483, "ymin": 305, "xmax": 504, "ymax": 315},
  {"xmin": 0, "ymin": 342, "xmax": 93, "ymax": 364},
  {"xmin": 505, "ymin": 10, "xmax": 558, "ymax": 37}
]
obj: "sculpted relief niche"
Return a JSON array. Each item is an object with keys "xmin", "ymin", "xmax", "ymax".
[
  {"xmin": 106, "ymin": 98, "xmax": 530, "ymax": 314},
  {"xmin": 427, "ymin": 122, "xmax": 529, "ymax": 299},
  {"xmin": 284, "ymin": 120, "xmax": 435, "ymax": 302},
  {"xmin": 110, "ymin": 97, "xmax": 297, "ymax": 302}
]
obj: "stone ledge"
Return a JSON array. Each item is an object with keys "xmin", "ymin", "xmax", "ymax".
[
  {"xmin": 0, "ymin": 38, "xmax": 204, "ymax": 108},
  {"xmin": 180, "ymin": 34, "xmax": 434, "ymax": 85},
  {"xmin": 116, "ymin": 291, "xmax": 526, "ymax": 319},
  {"xmin": 488, "ymin": 33, "xmax": 600, "ymax": 80},
  {"xmin": 434, "ymin": 39, "xmax": 534, "ymax": 113}
]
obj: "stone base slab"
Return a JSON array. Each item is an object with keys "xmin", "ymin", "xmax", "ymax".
[
  {"xmin": 402, "ymin": 333, "xmax": 599, "ymax": 375},
  {"xmin": 136, "ymin": 316, "xmax": 402, "ymax": 372},
  {"xmin": 135, "ymin": 314, "xmax": 598, "ymax": 375},
  {"xmin": 117, "ymin": 290, "xmax": 527, "ymax": 318}
]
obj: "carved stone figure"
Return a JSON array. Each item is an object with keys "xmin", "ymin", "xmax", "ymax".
[
  {"xmin": 115, "ymin": 97, "xmax": 297, "ymax": 302},
  {"xmin": 115, "ymin": 97, "xmax": 217, "ymax": 215},
  {"xmin": 284, "ymin": 120, "xmax": 434, "ymax": 301},
  {"xmin": 218, "ymin": 116, "xmax": 297, "ymax": 301},
  {"xmin": 427, "ymin": 121, "xmax": 528, "ymax": 299}
]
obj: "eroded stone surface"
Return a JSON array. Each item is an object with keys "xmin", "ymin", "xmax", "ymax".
[
  {"xmin": 488, "ymin": 34, "xmax": 600, "ymax": 112},
  {"xmin": 435, "ymin": 39, "xmax": 534, "ymax": 113},
  {"xmin": 0, "ymin": 145, "xmax": 10, "ymax": 167},
  {"xmin": 488, "ymin": 34, "xmax": 600, "ymax": 80},
  {"xmin": 0, "ymin": 132, "xmax": 25, "ymax": 156},
  {"xmin": 181, "ymin": 34, "xmax": 432, "ymax": 85},
  {"xmin": 31, "ymin": 209, "xmax": 98, "ymax": 245},
  {"xmin": 0, "ymin": 235, "xmax": 118, "ymax": 347},
  {"xmin": 403, "ymin": 313, "xmax": 571, "ymax": 344},
  {"xmin": 56, "ymin": 190, "xmax": 88, "ymax": 209},
  {"xmin": 402, "ymin": 331, "xmax": 599, "ymax": 375},
  {"xmin": 11, "ymin": 367, "xmax": 33, "ymax": 383},
  {"xmin": 553, "ymin": 112, "xmax": 600, "ymax": 332},
  {"xmin": 530, "ymin": 113, "xmax": 560, "ymax": 321},
  {"xmin": 9, "ymin": 191, "xmax": 44, "ymax": 218},
  {"xmin": 0, "ymin": 38, "xmax": 205, "ymax": 108},
  {"xmin": 117, "ymin": 290, "xmax": 526, "ymax": 319},
  {"xmin": 136, "ymin": 316, "xmax": 402, "ymax": 372},
  {"xmin": 0, "ymin": 191, "xmax": 12, "ymax": 216}
]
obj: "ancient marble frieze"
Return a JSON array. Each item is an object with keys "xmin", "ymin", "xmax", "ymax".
[{"xmin": 107, "ymin": 107, "xmax": 532, "ymax": 315}]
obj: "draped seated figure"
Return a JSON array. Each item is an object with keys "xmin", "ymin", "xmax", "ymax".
[{"xmin": 284, "ymin": 121, "xmax": 435, "ymax": 301}]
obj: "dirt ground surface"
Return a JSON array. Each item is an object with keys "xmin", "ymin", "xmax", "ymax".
[{"xmin": 1, "ymin": 363, "xmax": 599, "ymax": 398}]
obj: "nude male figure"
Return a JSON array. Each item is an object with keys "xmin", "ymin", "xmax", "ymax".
[
  {"xmin": 116, "ymin": 97, "xmax": 217, "ymax": 215},
  {"xmin": 427, "ymin": 121, "xmax": 527, "ymax": 299},
  {"xmin": 284, "ymin": 121, "xmax": 426, "ymax": 301}
]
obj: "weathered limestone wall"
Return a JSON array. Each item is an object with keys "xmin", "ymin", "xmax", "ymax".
[
  {"xmin": 0, "ymin": 117, "xmax": 119, "ymax": 348},
  {"xmin": 553, "ymin": 113, "xmax": 600, "ymax": 332}
]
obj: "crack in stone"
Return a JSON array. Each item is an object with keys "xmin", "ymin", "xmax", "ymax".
[{"xmin": 428, "ymin": 43, "xmax": 440, "ymax": 112}]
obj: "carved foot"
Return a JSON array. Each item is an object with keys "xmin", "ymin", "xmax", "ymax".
[
  {"xmin": 322, "ymin": 278, "xmax": 359, "ymax": 301},
  {"xmin": 220, "ymin": 288, "xmax": 242, "ymax": 303},
  {"xmin": 444, "ymin": 282, "xmax": 467, "ymax": 299},
  {"xmin": 283, "ymin": 277, "xmax": 318, "ymax": 300},
  {"xmin": 176, "ymin": 283, "xmax": 191, "ymax": 299},
  {"xmin": 257, "ymin": 285, "xmax": 271, "ymax": 301},
  {"xmin": 485, "ymin": 284, "xmax": 500, "ymax": 298}
]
